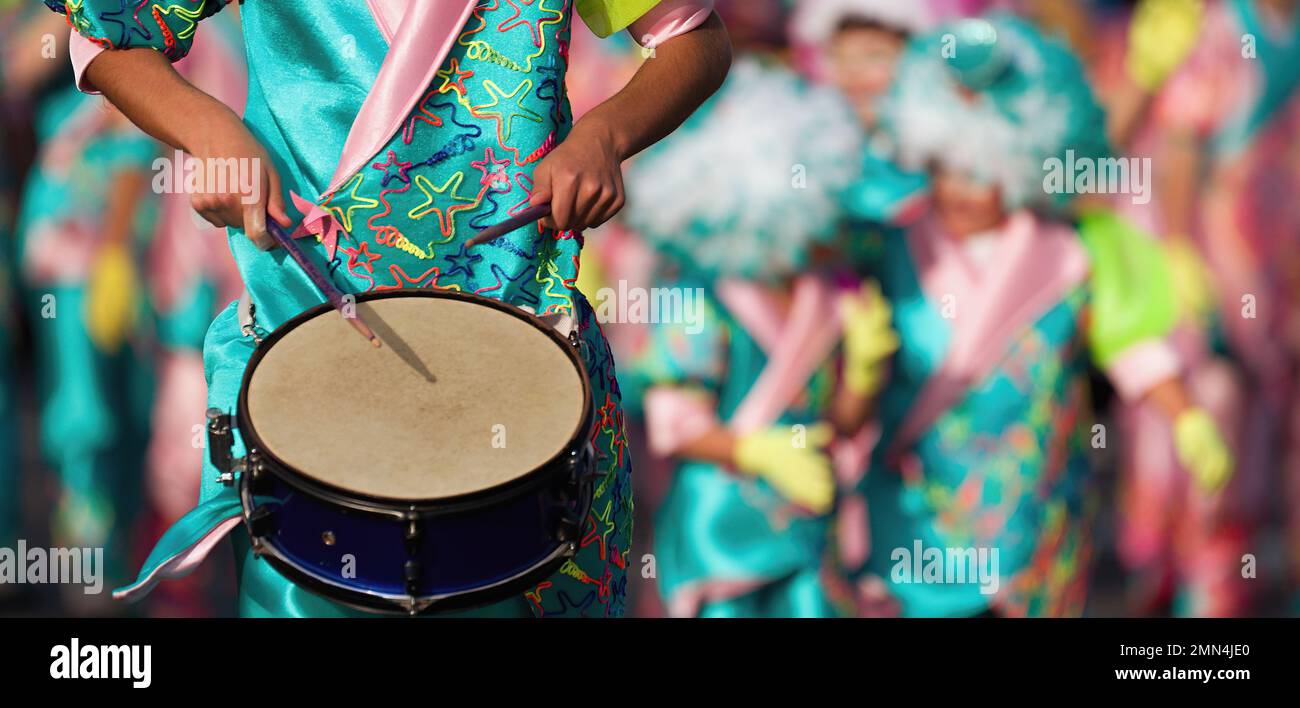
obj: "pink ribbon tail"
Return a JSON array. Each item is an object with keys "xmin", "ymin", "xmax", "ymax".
[{"xmin": 290, "ymin": 191, "xmax": 346, "ymax": 260}]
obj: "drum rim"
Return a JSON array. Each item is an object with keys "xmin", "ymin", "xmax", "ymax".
[{"xmin": 236, "ymin": 288, "xmax": 595, "ymax": 514}]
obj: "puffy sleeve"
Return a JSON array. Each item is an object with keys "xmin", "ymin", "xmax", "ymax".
[
  {"xmin": 1078, "ymin": 210, "xmax": 1183, "ymax": 401},
  {"xmin": 577, "ymin": 0, "xmax": 713, "ymax": 47},
  {"xmin": 617, "ymin": 288, "xmax": 729, "ymax": 456},
  {"xmin": 45, "ymin": 0, "xmax": 229, "ymax": 62}
]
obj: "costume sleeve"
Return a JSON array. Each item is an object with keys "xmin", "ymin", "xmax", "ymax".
[
  {"xmin": 45, "ymin": 0, "xmax": 230, "ymax": 89},
  {"xmin": 1078, "ymin": 210, "xmax": 1183, "ymax": 401},
  {"xmin": 620, "ymin": 289, "xmax": 729, "ymax": 456},
  {"xmin": 577, "ymin": 0, "xmax": 713, "ymax": 46}
]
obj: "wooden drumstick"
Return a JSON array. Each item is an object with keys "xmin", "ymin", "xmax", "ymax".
[
  {"xmin": 266, "ymin": 219, "xmax": 382, "ymax": 348},
  {"xmin": 466, "ymin": 203, "xmax": 552, "ymax": 249}
]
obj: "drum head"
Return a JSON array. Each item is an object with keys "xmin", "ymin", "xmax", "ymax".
[{"xmin": 243, "ymin": 293, "xmax": 588, "ymax": 500}]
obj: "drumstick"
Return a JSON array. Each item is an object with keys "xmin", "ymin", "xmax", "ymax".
[
  {"xmin": 466, "ymin": 203, "xmax": 551, "ymax": 249},
  {"xmin": 266, "ymin": 219, "xmax": 382, "ymax": 348}
]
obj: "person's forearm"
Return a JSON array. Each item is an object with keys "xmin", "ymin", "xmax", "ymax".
[
  {"xmin": 1155, "ymin": 128, "xmax": 1202, "ymax": 239},
  {"xmin": 1140, "ymin": 376, "xmax": 1193, "ymax": 420},
  {"xmin": 101, "ymin": 168, "xmax": 150, "ymax": 247},
  {"xmin": 578, "ymin": 13, "xmax": 731, "ymax": 162},
  {"xmin": 84, "ymin": 48, "xmax": 233, "ymax": 155},
  {"xmin": 676, "ymin": 426, "xmax": 739, "ymax": 469}
]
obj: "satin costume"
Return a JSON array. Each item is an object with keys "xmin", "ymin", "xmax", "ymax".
[
  {"xmin": 621, "ymin": 54, "xmax": 864, "ymax": 617},
  {"xmin": 14, "ymin": 82, "xmax": 158, "ymax": 584},
  {"xmin": 847, "ymin": 16, "xmax": 1186, "ymax": 617},
  {"xmin": 1085, "ymin": 2, "xmax": 1254, "ymax": 617},
  {"xmin": 1154, "ymin": 0, "xmax": 1300, "ymax": 610},
  {"xmin": 49, "ymin": 0, "xmax": 712, "ymax": 617}
]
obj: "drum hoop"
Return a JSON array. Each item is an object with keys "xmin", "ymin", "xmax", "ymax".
[{"xmin": 235, "ymin": 288, "xmax": 595, "ymax": 514}]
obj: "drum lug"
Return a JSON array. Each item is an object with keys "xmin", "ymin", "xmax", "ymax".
[
  {"xmin": 247, "ymin": 505, "xmax": 275, "ymax": 538},
  {"xmin": 206, "ymin": 408, "xmax": 236, "ymax": 483}
]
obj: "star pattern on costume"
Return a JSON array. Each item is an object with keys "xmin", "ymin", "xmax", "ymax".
[
  {"xmin": 408, "ymin": 172, "xmax": 477, "ymax": 238},
  {"xmin": 99, "ymin": 0, "xmax": 154, "ymax": 46},
  {"xmin": 470, "ymin": 147, "xmax": 512, "ymax": 188},
  {"xmin": 472, "ymin": 78, "xmax": 544, "ymax": 144},
  {"xmin": 372, "ymin": 150, "xmax": 415, "ymax": 187},
  {"xmin": 343, "ymin": 241, "xmax": 381, "ymax": 275},
  {"xmin": 442, "ymin": 243, "xmax": 484, "ymax": 280},
  {"xmin": 436, "ymin": 57, "xmax": 475, "ymax": 97},
  {"xmin": 323, "ymin": 173, "xmax": 381, "ymax": 234}
]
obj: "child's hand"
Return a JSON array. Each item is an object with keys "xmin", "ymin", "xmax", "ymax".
[
  {"xmin": 185, "ymin": 106, "xmax": 292, "ymax": 249},
  {"xmin": 841, "ymin": 282, "xmax": 900, "ymax": 397},
  {"xmin": 734, "ymin": 424, "xmax": 837, "ymax": 514},
  {"xmin": 529, "ymin": 118, "xmax": 626, "ymax": 233},
  {"xmin": 1173, "ymin": 407, "xmax": 1233, "ymax": 493}
]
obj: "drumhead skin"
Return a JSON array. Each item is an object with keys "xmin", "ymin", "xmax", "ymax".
[{"xmin": 243, "ymin": 292, "xmax": 588, "ymax": 501}]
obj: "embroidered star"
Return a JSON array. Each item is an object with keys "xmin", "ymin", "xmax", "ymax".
[
  {"xmin": 343, "ymin": 241, "xmax": 381, "ymax": 275},
  {"xmin": 371, "ymin": 150, "xmax": 414, "ymax": 187},
  {"xmin": 322, "ymin": 173, "xmax": 380, "ymax": 234},
  {"xmin": 442, "ymin": 243, "xmax": 483, "ymax": 280},
  {"xmin": 472, "ymin": 79, "xmax": 543, "ymax": 144},
  {"xmin": 408, "ymin": 172, "xmax": 476, "ymax": 237},
  {"xmin": 470, "ymin": 147, "xmax": 512, "ymax": 188},
  {"xmin": 99, "ymin": 0, "xmax": 154, "ymax": 46},
  {"xmin": 500, "ymin": 0, "xmax": 544, "ymax": 47},
  {"xmin": 436, "ymin": 58, "xmax": 475, "ymax": 97}
]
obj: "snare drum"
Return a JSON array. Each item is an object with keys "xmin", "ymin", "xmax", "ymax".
[{"xmin": 206, "ymin": 289, "xmax": 596, "ymax": 615}]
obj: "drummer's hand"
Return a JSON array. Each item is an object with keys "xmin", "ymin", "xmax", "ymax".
[
  {"xmin": 530, "ymin": 116, "xmax": 626, "ymax": 233},
  {"xmin": 184, "ymin": 104, "xmax": 292, "ymax": 249},
  {"xmin": 734, "ymin": 424, "xmax": 837, "ymax": 515}
]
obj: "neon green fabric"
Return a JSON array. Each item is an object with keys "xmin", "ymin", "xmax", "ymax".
[
  {"xmin": 1077, "ymin": 209, "xmax": 1179, "ymax": 368},
  {"xmin": 576, "ymin": 0, "xmax": 662, "ymax": 37}
]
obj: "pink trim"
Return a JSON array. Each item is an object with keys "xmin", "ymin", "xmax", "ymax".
[
  {"xmin": 627, "ymin": 0, "xmax": 715, "ymax": 48},
  {"xmin": 326, "ymin": 0, "xmax": 479, "ymax": 197},
  {"xmin": 837, "ymin": 493, "xmax": 871, "ymax": 568},
  {"xmin": 643, "ymin": 386, "xmax": 723, "ymax": 457},
  {"xmin": 728, "ymin": 276, "xmax": 844, "ymax": 434},
  {"xmin": 290, "ymin": 190, "xmax": 348, "ymax": 258},
  {"xmin": 715, "ymin": 279, "xmax": 783, "ymax": 355},
  {"xmin": 1106, "ymin": 339, "xmax": 1183, "ymax": 402},
  {"xmin": 112, "ymin": 516, "xmax": 243, "ymax": 603},
  {"xmin": 667, "ymin": 577, "xmax": 769, "ymax": 618},
  {"xmin": 365, "ymin": 0, "xmax": 405, "ymax": 43},
  {"xmin": 69, "ymin": 29, "xmax": 104, "ymax": 94},
  {"xmin": 889, "ymin": 213, "xmax": 1090, "ymax": 457}
]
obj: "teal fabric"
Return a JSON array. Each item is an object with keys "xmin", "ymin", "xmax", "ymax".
[
  {"xmin": 1214, "ymin": 0, "xmax": 1300, "ymax": 155},
  {"xmin": 622, "ymin": 282, "xmax": 840, "ymax": 617},
  {"xmin": 13, "ymin": 85, "xmax": 158, "ymax": 583},
  {"xmin": 853, "ymin": 237, "xmax": 1097, "ymax": 617}
]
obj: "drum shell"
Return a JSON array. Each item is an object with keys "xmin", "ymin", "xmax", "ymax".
[{"xmin": 241, "ymin": 451, "xmax": 585, "ymax": 612}]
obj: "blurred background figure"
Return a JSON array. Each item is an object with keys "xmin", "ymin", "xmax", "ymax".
[
  {"xmin": 836, "ymin": 14, "xmax": 1231, "ymax": 617},
  {"xmin": 619, "ymin": 0, "xmax": 864, "ymax": 617},
  {"xmin": 9, "ymin": 4, "xmax": 158, "ymax": 612}
]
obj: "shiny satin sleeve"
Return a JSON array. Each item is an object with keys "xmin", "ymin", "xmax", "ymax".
[{"xmin": 44, "ymin": 0, "xmax": 230, "ymax": 61}]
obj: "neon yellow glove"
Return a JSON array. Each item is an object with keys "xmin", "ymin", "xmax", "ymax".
[
  {"xmin": 84, "ymin": 241, "xmax": 139, "ymax": 352},
  {"xmin": 1128, "ymin": 0, "xmax": 1204, "ymax": 91},
  {"xmin": 1173, "ymin": 407, "xmax": 1233, "ymax": 493},
  {"xmin": 1164, "ymin": 238, "xmax": 1215, "ymax": 326},
  {"xmin": 841, "ymin": 282, "xmax": 900, "ymax": 397},
  {"xmin": 734, "ymin": 423, "xmax": 836, "ymax": 514}
]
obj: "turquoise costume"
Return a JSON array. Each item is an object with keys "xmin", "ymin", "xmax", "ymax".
[
  {"xmin": 847, "ymin": 17, "xmax": 1183, "ymax": 617},
  {"xmin": 14, "ymin": 83, "xmax": 158, "ymax": 582},
  {"xmin": 47, "ymin": 0, "xmax": 660, "ymax": 617},
  {"xmin": 622, "ymin": 56, "xmax": 862, "ymax": 617},
  {"xmin": 625, "ymin": 282, "xmax": 841, "ymax": 617}
]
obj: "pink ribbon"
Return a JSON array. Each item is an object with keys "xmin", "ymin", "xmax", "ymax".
[{"xmin": 289, "ymin": 191, "xmax": 347, "ymax": 260}]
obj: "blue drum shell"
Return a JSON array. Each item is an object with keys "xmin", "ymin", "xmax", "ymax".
[{"xmin": 243, "ymin": 458, "xmax": 579, "ymax": 611}]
